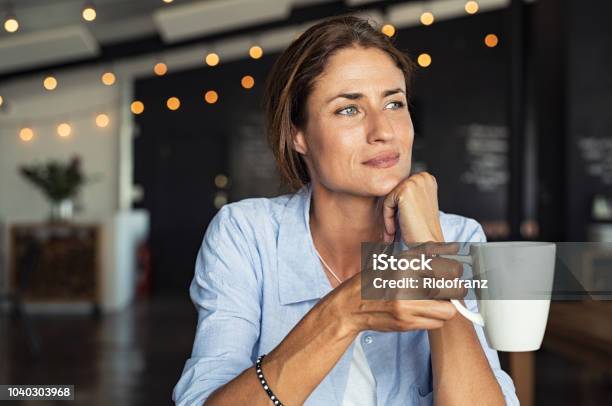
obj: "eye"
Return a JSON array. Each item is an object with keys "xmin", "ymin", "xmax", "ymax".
[
  {"xmin": 385, "ymin": 101, "xmax": 405, "ymax": 110},
  {"xmin": 336, "ymin": 105, "xmax": 359, "ymax": 116}
]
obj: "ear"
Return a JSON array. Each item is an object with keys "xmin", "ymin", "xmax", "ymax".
[{"xmin": 291, "ymin": 125, "xmax": 308, "ymax": 155}]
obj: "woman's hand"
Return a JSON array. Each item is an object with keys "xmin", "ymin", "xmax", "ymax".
[
  {"xmin": 382, "ymin": 172, "xmax": 445, "ymax": 244},
  {"xmin": 318, "ymin": 172, "xmax": 460, "ymax": 336},
  {"xmin": 322, "ymin": 256, "xmax": 462, "ymax": 336}
]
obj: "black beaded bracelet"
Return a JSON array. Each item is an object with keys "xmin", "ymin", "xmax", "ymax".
[{"xmin": 256, "ymin": 354, "xmax": 285, "ymax": 406}]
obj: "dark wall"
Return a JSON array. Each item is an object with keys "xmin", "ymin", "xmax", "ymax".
[
  {"xmin": 565, "ymin": 0, "xmax": 612, "ymax": 240},
  {"xmin": 535, "ymin": 0, "xmax": 612, "ymax": 241},
  {"xmin": 133, "ymin": 53, "xmax": 280, "ymax": 291}
]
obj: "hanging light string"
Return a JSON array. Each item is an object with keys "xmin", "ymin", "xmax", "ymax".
[
  {"xmin": 0, "ymin": 3, "xmax": 496, "ymax": 143},
  {"xmin": 0, "ymin": 100, "xmax": 119, "ymax": 140}
]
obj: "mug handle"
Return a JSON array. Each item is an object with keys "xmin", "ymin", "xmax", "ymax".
[{"xmin": 438, "ymin": 254, "xmax": 485, "ymax": 327}]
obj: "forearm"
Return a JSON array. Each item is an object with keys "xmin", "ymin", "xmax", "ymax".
[
  {"xmin": 428, "ymin": 313, "xmax": 505, "ymax": 406},
  {"xmin": 206, "ymin": 297, "xmax": 357, "ymax": 405}
]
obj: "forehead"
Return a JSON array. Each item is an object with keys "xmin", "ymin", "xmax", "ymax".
[{"xmin": 312, "ymin": 46, "xmax": 406, "ymax": 95}]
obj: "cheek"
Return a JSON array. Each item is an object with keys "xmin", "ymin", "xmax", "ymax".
[
  {"xmin": 397, "ymin": 116, "xmax": 414, "ymax": 147},
  {"xmin": 308, "ymin": 124, "xmax": 358, "ymax": 176}
]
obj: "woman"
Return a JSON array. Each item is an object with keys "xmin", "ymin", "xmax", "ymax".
[{"xmin": 173, "ymin": 15, "xmax": 518, "ymax": 406}]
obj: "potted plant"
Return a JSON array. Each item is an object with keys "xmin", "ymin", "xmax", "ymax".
[{"xmin": 19, "ymin": 156, "xmax": 91, "ymax": 221}]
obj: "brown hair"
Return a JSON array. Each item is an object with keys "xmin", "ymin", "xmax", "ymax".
[{"xmin": 263, "ymin": 14, "xmax": 415, "ymax": 190}]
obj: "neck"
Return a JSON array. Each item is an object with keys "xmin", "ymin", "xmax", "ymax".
[{"xmin": 309, "ymin": 182, "xmax": 385, "ymax": 279}]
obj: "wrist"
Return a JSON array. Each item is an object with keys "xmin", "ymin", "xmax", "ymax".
[{"xmin": 315, "ymin": 294, "xmax": 360, "ymax": 342}]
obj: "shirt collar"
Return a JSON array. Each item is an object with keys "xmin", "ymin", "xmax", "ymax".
[{"xmin": 277, "ymin": 183, "xmax": 333, "ymax": 305}]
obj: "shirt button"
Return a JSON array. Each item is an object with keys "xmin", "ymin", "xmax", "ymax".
[{"xmin": 363, "ymin": 335, "xmax": 374, "ymax": 345}]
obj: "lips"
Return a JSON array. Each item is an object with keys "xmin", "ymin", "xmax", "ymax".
[{"xmin": 362, "ymin": 152, "xmax": 400, "ymax": 168}]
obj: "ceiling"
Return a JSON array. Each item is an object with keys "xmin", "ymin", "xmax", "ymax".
[
  {"xmin": 0, "ymin": 0, "xmax": 335, "ymax": 45},
  {"xmin": 0, "ymin": 0, "xmax": 339, "ymax": 76},
  {"xmin": 0, "ymin": 0, "xmax": 518, "ymax": 79}
]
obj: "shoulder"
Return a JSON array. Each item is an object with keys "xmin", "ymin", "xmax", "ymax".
[
  {"xmin": 205, "ymin": 192, "xmax": 294, "ymax": 238},
  {"xmin": 438, "ymin": 210, "xmax": 487, "ymax": 243}
]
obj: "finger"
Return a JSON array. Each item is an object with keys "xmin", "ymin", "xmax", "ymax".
[
  {"xmin": 357, "ymin": 313, "xmax": 445, "ymax": 332},
  {"xmin": 407, "ymin": 242, "xmax": 459, "ymax": 256},
  {"xmin": 429, "ymin": 285, "xmax": 468, "ymax": 300},
  {"xmin": 382, "ymin": 189, "xmax": 399, "ymax": 241},
  {"xmin": 425, "ymin": 257, "xmax": 464, "ymax": 280},
  {"xmin": 408, "ymin": 300, "xmax": 457, "ymax": 321},
  {"xmin": 398, "ymin": 316, "xmax": 445, "ymax": 331},
  {"xmin": 427, "ymin": 242, "xmax": 459, "ymax": 255},
  {"xmin": 396, "ymin": 256, "xmax": 462, "ymax": 280}
]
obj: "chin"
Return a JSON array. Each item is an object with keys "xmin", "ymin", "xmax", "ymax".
[{"xmin": 359, "ymin": 173, "xmax": 404, "ymax": 197}]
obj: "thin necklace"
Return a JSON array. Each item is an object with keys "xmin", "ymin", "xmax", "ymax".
[
  {"xmin": 315, "ymin": 249, "xmax": 344, "ymax": 284},
  {"xmin": 315, "ymin": 238, "xmax": 392, "ymax": 286}
]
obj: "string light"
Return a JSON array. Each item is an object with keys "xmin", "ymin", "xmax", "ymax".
[
  {"xmin": 204, "ymin": 90, "xmax": 218, "ymax": 104},
  {"xmin": 465, "ymin": 1, "xmax": 479, "ymax": 14},
  {"xmin": 484, "ymin": 33, "xmax": 499, "ymax": 48},
  {"xmin": 241, "ymin": 75, "xmax": 255, "ymax": 89},
  {"xmin": 205, "ymin": 52, "xmax": 220, "ymax": 66},
  {"xmin": 214, "ymin": 174, "xmax": 229, "ymax": 188},
  {"xmin": 101, "ymin": 71, "xmax": 116, "ymax": 85},
  {"xmin": 43, "ymin": 76, "xmax": 58, "ymax": 90},
  {"xmin": 214, "ymin": 192, "xmax": 228, "ymax": 208},
  {"xmin": 4, "ymin": 16, "xmax": 19, "ymax": 33},
  {"xmin": 19, "ymin": 128, "xmax": 34, "ymax": 142},
  {"xmin": 166, "ymin": 97, "xmax": 180, "ymax": 110},
  {"xmin": 417, "ymin": 53, "xmax": 432, "ymax": 68},
  {"xmin": 420, "ymin": 12, "xmax": 434, "ymax": 26},
  {"xmin": 57, "ymin": 122, "xmax": 72, "ymax": 138},
  {"xmin": 82, "ymin": 5, "xmax": 97, "ymax": 22},
  {"xmin": 249, "ymin": 45, "xmax": 263, "ymax": 59},
  {"xmin": 153, "ymin": 62, "xmax": 168, "ymax": 76},
  {"xmin": 7, "ymin": 102, "xmax": 117, "ymax": 141},
  {"xmin": 381, "ymin": 24, "xmax": 395, "ymax": 37},
  {"xmin": 131, "ymin": 101, "xmax": 144, "ymax": 114},
  {"xmin": 95, "ymin": 113, "xmax": 110, "ymax": 128}
]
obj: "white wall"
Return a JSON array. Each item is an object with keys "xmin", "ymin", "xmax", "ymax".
[{"xmin": 0, "ymin": 67, "xmax": 122, "ymax": 222}]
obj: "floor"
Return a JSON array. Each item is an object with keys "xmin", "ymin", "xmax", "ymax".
[
  {"xmin": 1, "ymin": 295, "xmax": 196, "ymax": 406},
  {"xmin": 1, "ymin": 296, "xmax": 611, "ymax": 406}
]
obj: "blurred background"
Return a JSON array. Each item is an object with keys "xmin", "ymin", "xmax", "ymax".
[{"xmin": 0, "ymin": 0, "xmax": 611, "ymax": 405}]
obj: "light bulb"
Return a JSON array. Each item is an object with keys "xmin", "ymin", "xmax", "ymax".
[
  {"xmin": 204, "ymin": 90, "xmax": 218, "ymax": 104},
  {"xmin": 417, "ymin": 53, "xmax": 432, "ymax": 68},
  {"xmin": 381, "ymin": 24, "xmax": 395, "ymax": 37},
  {"xmin": 82, "ymin": 6, "xmax": 97, "ymax": 22},
  {"xmin": 131, "ymin": 101, "xmax": 144, "ymax": 114},
  {"xmin": 241, "ymin": 75, "xmax": 255, "ymax": 89},
  {"xmin": 4, "ymin": 17, "xmax": 18, "ymax": 33}
]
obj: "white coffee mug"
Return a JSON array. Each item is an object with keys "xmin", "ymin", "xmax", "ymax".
[{"xmin": 441, "ymin": 241, "xmax": 556, "ymax": 352}]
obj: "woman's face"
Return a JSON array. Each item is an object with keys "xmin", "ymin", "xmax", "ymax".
[{"xmin": 294, "ymin": 45, "xmax": 414, "ymax": 197}]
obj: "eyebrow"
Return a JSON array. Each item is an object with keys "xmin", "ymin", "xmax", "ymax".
[{"xmin": 326, "ymin": 88, "xmax": 405, "ymax": 104}]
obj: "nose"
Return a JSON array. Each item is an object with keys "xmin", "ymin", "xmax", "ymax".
[{"xmin": 365, "ymin": 109, "xmax": 395, "ymax": 144}]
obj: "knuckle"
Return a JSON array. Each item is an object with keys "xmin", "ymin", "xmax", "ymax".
[
  {"xmin": 424, "ymin": 242, "xmax": 437, "ymax": 255},
  {"xmin": 438, "ymin": 302, "xmax": 457, "ymax": 319},
  {"xmin": 402, "ymin": 179, "xmax": 416, "ymax": 191},
  {"xmin": 453, "ymin": 261, "xmax": 464, "ymax": 278},
  {"xmin": 446, "ymin": 303, "xmax": 458, "ymax": 318},
  {"xmin": 397, "ymin": 319, "xmax": 414, "ymax": 331},
  {"xmin": 431, "ymin": 320, "xmax": 444, "ymax": 330},
  {"xmin": 390, "ymin": 300, "xmax": 404, "ymax": 315}
]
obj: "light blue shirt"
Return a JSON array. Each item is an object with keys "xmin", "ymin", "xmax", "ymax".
[{"xmin": 173, "ymin": 184, "xmax": 519, "ymax": 405}]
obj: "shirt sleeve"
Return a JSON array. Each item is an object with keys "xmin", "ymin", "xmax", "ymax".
[
  {"xmin": 172, "ymin": 205, "xmax": 262, "ymax": 406},
  {"xmin": 464, "ymin": 219, "xmax": 520, "ymax": 406}
]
